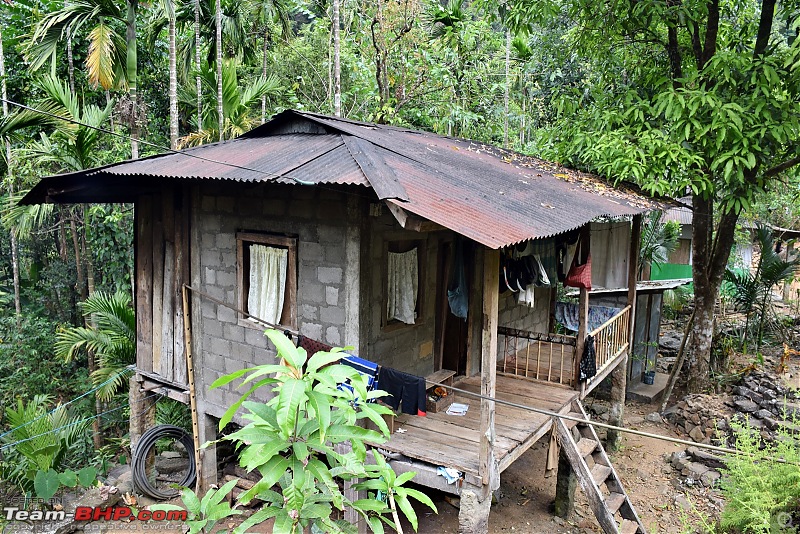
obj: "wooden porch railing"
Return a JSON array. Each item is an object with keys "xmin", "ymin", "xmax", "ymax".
[
  {"xmin": 587, "ymin": 305, "xmax": 631, "ymax": 379},
  {"xmin": 497, "ymin": 327, "xmax": 578, "ymax": 386}
]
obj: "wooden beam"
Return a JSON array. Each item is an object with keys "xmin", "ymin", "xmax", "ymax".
[
  {"xmin": 384, "ymin": 200, "xmax": 445, "ymax": 233},
  {"xmin": 574, "ymin": 286, "xmax": 589, "ymax": 396},
  {"xmin": 607, "ymin": 214, "xmax": 642, "ymax": 450},
  {"xmin": 479, "ymin": 247, "xmax": 500, "ymax": 488},
  {"xmin": 136, "ymin": 195, "xmax": 154, "ymax": 373}
]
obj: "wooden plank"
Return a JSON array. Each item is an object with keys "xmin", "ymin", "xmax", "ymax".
[
  {"xmin": 173, "ymin": 186, "xmax": 190, "ymax": 386},
  {"xmin": 577, "ymin": 438, "xmax": 599, "ymax": 458},
  {"xmin": 574, "ymin": 286, "xmax": 589, "ymax": 392},
  {"xmin": 556, "ymin": 418, "xmax": 620, "ymax": 534},
  {"xmin": 395, "ymin": 414, "xmax": 518, "ymax": 453},
  {"xmin": 151, "ymin": 193, "xmax": 164, "ymax": 377},
  {"xmin": 606, "ymin": 493, "xmax": 626, "ymax": 514},
  {"xmin": 136, "ymin": 195, "xmax": 154, "ymax": 373},
  {"xmin": 479, "ymin": 248, "xmax": 499, "ymax": 487},
  {"xmin": 161, "ymin": 246, "xmax": 175, "ymax": 382},
  {"xmin": 590, "ymin": 462, "xmax": 612, "ymax": 486}
]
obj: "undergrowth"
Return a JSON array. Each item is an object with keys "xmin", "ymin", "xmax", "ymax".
[{"xmin": 720, "ymin": 416, "xmax": 800, "ymax": 533}]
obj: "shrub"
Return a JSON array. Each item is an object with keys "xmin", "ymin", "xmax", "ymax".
[
  {"xmin": 720, "ymin": 417, "xmax": 800, "ymax": 533},
  {"xmin": 210, "ymin": 329, "xmax": 436, "ymax": 534}
]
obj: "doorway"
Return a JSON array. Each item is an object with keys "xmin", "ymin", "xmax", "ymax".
[{"xmin": 435, "ymin": 239, "xmax": 470, "ymax": 376}]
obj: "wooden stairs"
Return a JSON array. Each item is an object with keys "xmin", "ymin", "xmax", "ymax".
[{"xmin": 555, "ymin": 401, "xmax": 646, "ymax": 534}]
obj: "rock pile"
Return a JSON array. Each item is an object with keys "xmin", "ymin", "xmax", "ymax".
[
  {"xmin": 668, "ymin": 446, "xmax": 725, "ymax": 487},
  {"xmin": 665, "ymin": 370, "xmax": 799, "ymax": 446}
]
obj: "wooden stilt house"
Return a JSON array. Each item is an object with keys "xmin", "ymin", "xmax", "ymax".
[{"xmin": 23, "ymin": 110, "xmax": 668, "ymax": 533}]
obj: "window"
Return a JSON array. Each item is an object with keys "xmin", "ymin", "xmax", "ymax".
[
  {"xmin": 237, "ymin": 232, "xmax": 297, "ymax": 328},
  {"xmin": 385, "ymin": 240, "xmax": 423, "ymax": 326}
]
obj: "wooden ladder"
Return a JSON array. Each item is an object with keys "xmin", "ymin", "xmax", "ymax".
[{"xmin": 555, "ymin": 401, "xmax": 646, "ymax": 534}]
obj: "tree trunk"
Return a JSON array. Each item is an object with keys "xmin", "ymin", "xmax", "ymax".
[
  {"xmin": 0, "ymin": 30, "xmax": 21, "ymax": 320},
  {"xmin": 261, "ymin": 30, "xmax": 268, "ymax": 124},
  {"xmin": 194, "ymin": 0, "xmax": 202, "ymax": 131},
  {"xmin": 168, "ymin": 0, "xmax": 178, "ymax": 150},
  {"xmin": 70, "ymin": 212, "xmax": 87, "ymax": 301},
  {"xmin": 67, "ymin": 28, "xmax": 75, "ymax": 95},
  {"xmin": 333, "ymin": 0, "xmax": 341, "ymax": 117},
  {"xmin": 686, "ymin": 193, "xmax": 739, "ymax": 392},
  {"xmin": 504, "ymin": 30, "xmax": 510, "ymax": 148},
  {"xmin": 127, "ymin": 0, "xmax": 139, "ymax": 159},
  {"xmin": 215, "ymin": 0, "xmax": 224, "ymax": 140}
]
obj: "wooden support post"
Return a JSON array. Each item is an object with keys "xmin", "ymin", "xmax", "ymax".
[
  {"xmin": 607, "ymin": 214, "xmax": 642, "ymax": 451},
  {"xmin": 129, "ymin": 373, "xmax": 157, "ymax": 454},
  {"xmin": 459, "ymin": 247, "xmax": 499, "ymax": 534},
  {"xmin": 574, "ymin": 286, "xmax": 589, "ymax": 396},
  {"xmin": 479, "ymin": 247, "xmax": 499, "ymax": 489},
  {"xmin": 554, "ymin": 446, "xmax": 576, "ymax": 519}
]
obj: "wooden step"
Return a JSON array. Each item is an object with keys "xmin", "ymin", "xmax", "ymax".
[
  {"xmin": 620, "ymin": 519, "xmax": 640, "ymax": 534},
  {"xmin": 605, "ymin": 492, "xmax": 626, "ymax": 514},
  {"xmin": 563, "ymin": 412, "xmax": 585, "ymax": 429},
  {"xmin": 591, "ymin": 464, "xmax": 612, "ymax": 485},
  {"xmin": 577, "ymin": 438, "xmax": 599, "ymax": 458}
]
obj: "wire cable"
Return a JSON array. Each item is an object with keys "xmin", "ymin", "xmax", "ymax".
[
  {"xmin": 0, "ymin": 391, "xmax": 162, "ymax": 452},
  {"xmin": 0, "ymin": 97, "xmax": 317, "ymax": 186},
  {"xmin": 0, "ymin": 364, "xmax": 136, "ymax": 440},
  {"xmin": 425, "ymin": 379, "xmax": 796, "ymax": 461},
  {"xmin": 131, "ymin": 424, "xmax": 196, "ymax": 499}
]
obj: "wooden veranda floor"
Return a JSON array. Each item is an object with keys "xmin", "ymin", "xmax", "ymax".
[{"xmin": 378, "ymin": 374, "xmax": 579, "ymax": 489}]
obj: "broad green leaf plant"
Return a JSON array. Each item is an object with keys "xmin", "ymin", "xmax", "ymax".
[{"xmin": 209, "ymin": 329, "xmax": 436, "ymax": 534}]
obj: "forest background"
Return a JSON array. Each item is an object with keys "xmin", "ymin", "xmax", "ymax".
[{"xmin": 0, "ymin": 0, "xmax": 798, "ymax": 486}]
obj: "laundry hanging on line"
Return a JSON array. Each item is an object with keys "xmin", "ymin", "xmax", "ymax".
[{"xmin": 554, "ymin": 302, "xmax": 621, "ymax": 333}]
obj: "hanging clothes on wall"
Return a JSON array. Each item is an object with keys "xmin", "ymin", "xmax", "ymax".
[
  {"xmin": 296, "ymin": 335, "xmax": 332, "ymax": 358},
  {"xmin": 387, "ymin": 248, "xmax": 418, "ymax": 324},
  {"xmin": 447, "ymin": 238, "xmax": 469, "ymax": 319},
  {"xmin": 579, "ymin": 335, "xmax": 598, "ymax": 380},
  {"xmin": 379, "ymin": 367, "xmax": 427, "ymax": 416}
]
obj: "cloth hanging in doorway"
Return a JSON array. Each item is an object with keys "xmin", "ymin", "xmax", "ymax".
[
  {"xmin": 448, "ymin": 239, "xmax": 469, "ymax": 319},
  {"xmin": 379, "ymin": 367, "xmax": 427, "ymax": 416},
  {"xmin": 579, "ymin": 335, "xmax": 597, "ymax": 381},
  {"xmin": 248, "ymin": 244, "xmax": 288, "ymax": 325},
  {"xmin": 387, "ymin": 248, "xmax": 418, "ymax": 324}
]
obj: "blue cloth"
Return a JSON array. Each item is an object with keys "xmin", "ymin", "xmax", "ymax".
[
  {"xmin": 447, "ymin": 239, "xmax": 469, "ymax": 319},
  {"xmin": 555, "ymin": 302, "xmax": 621, "ymax": 333},
  {"xmin": 339, "ymin": 355, "xmax": 380, "ymax": 402}
]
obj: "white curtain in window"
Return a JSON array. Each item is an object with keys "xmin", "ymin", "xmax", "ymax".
[
  {"xmin": 248, "ymin": 244, "xmax": 288, "ymax": 325},
  {"xmin": 387, "ymin": 248, "xmax": 418, "ymax": 324}
]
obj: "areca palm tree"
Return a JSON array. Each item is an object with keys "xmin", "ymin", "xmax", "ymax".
[
  {"xmin": 28, "ymin": 0, "xmax": 141, "ymax": 158},
  {"xmin": 55, "ymin": 291, "xmax": 135, "ymax": 401},
  {"xmin": 178, "ymin": 60, "xmax": 282, "ymax": 146}
]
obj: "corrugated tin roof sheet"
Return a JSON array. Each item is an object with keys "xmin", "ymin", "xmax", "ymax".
[{"xmin": 22, "ymin": 110, "xmax": 671, "ymax": 249}]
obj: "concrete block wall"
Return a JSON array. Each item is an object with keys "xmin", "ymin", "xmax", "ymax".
[
  {"xmin": 190, "ymin": 182, "xmax": 360, "ymax": 423},
  {"xmin": 360, "ymin": 208, "xmax": 440, "ymax": 378},
  {"xmin": 498, "ymin": 287, "xmax": 551, "ymax": 332}
]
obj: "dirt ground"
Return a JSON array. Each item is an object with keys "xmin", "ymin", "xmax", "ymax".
[{"xmin": 402, "ymin": 401, "xmax": 721, "ymax": 534}]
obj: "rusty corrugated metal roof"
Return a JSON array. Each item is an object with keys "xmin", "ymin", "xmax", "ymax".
[{"xmin": 22, "ymin": 110, "xmax": 670, "ymax": 249}]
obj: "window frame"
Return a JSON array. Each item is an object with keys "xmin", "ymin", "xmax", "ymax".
[
  {"xmin": 382, "ymin": 238, "xmax": 425, "ymax": 331},
  {"xmin": 236, "ymin": 231, "xmax": 298, "ymax": 330}
]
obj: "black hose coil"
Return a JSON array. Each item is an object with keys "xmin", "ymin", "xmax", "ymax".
[{"xmin": 132, "ymin": 424, "xmax": 196, "ymax": 499}]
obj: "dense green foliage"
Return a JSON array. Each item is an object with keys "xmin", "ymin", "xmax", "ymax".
[{"xmin": 208, "ymin": 329, "xmax": 435, "ymax": 533}]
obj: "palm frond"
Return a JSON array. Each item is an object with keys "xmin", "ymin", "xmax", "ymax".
[
  {"xmin": 0, "ymin": 103, "xmax": 62, "ymax": 138},
  {"xmin": 2, "ymin": 193, "xmax": 55, "ymax": 239},
  {"xmin": 86, "ymin": 23, "xmax": 117, "ymax": 90}
]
